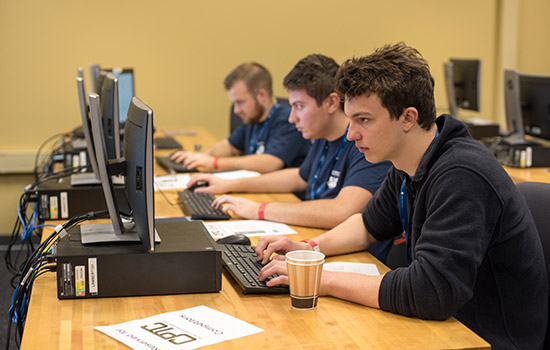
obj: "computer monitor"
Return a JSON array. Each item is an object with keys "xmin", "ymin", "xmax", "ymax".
[
  {"xmin": 70, "ymin": 76, "xmax": 101, "ymax": 186},
  {"xmin": 503, "ymin": 70, "xmax": 540, "ymax": 146},
  {"xmin": 89, "ymin": 63, "xmax": 101, "ymax": 93},
  {"xmin": 444, "ymin": 59, "xmax": 481, "ymax": 118},
  {"xmin": 100, "ymin": 73, "xmax": 121, "ymax": 159},
  {"xmin": 88, "ymin": 93, "xmax": 156, "ymax": 251},
  {"xmin": 519, "ymin": 73, "xmax": 550, "ymax": 140},
  {"xmin": 95, "ymin": 71, "xmax": 108, "ymax": 97},
  {"xmin": 110, "ymin": 67, "xmax": 135, "ymax": 125}
]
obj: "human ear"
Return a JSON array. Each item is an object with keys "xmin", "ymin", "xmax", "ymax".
[
  {"xmin": 401, "ymin": 107, "xmax": 419, "ymax": 132},
  {"xmin": 326, "ymin": 92, "xmax": 341, "ymax": 113}
]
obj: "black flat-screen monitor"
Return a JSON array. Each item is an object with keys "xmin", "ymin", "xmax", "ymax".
[
  {"xmin": 88, "ymin": 93, "xmax": 156, "ymax": 251},
  {"xmin": 444, "ymin": 59, "xmax": 481, "ymax": 118},
  {"xmin": 100, "ymin": 73, "xmax": 121, "ymax": 160},
  {"xmin": 519, "ymin": 73, "xmax": 550, "ymax": 140},
  {"xmin": 503, "ymin": 70, "xmax": 541, "ymax": 146}
]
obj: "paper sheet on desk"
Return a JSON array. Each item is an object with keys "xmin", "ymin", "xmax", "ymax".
[
  {"xmin": 204, "ymin": 220, "xmax": 296, "ymax": 239},
  {"xmin": 95, "ymin": 305, "xmax": 263, "ymax": 350},
  {"xmin": 154, "ymin": 170, "xmax": 260, "ymax": 190},
  {"xmin": 323, "ymin": 262, "xmax": 380, "ymax": 276}
]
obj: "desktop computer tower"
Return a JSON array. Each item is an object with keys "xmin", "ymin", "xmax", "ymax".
[
  {"xmin": 495, "ymin": 144, "xmax": 550, "ymax": 168},
  {"xmin": 464, "ymin": 120, "xmax": 500, "ymax": 140},
  {"xmin": 36, "ymin": 176, "xmax": 128, "ymax": 220},
  {"xmin": 54, "ymin": 221, "xmax": 222, "ymax": 299}
]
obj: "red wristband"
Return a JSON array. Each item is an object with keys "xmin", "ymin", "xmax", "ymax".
[
  {"xmin": 213, "ymin": 157, "xmax": 219, "ymax": 169},
  {"xmin": 301, "ymin": 239, "xmax": 320, "ymax": 252},
  {"xmin": 258, "ymin": 202, "xmax": 268, "ymax": 220}
]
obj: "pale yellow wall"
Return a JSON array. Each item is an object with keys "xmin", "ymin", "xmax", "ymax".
[
  {"xmin": 517, "ymin": 0, "xmax": 550, "ymax": 75},
  {"xmin": 0, "ymin": 0, "xmax": 531, "ymax": 234},
  {"xmin": 0, "ymin": 0, "xmax": 497, "ymax": 153}
]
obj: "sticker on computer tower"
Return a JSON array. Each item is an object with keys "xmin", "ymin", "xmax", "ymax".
[
  {"xmin": 49, "ymin": 196, "xmax": 59, "ymax": 219},
  {"xmin": 75, "ymin": 265, "xmax": 86, "ymax": 297},
  {"xmin": 88, "ymin": 257, "xmax": 98, "ymax": 295},
  {"xmin": 60, "ymin": 263, "xmax": 74, "ymax": 297},
  {"xmin": 60, "ymin": 192, "xmax": 68, "ymax": 219}
]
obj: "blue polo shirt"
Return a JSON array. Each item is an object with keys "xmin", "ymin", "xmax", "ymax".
[
  {"xmin": 227, "ymin": 102, "xmax": 310, "ymax": 168},
  {"xmin": 298, "ymin": 135, "xmax": 391, "ymax": 200}
]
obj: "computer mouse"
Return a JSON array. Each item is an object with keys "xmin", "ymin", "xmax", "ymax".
[
  {"xmin": 217, "ymin": 234, "xmax": 251, "ymax": 246},
  {"xmin": 188, "ymin": 181, "xmax": 208, "ymax": 191}
]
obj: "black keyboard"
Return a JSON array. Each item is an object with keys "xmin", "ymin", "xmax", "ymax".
[
  {"xmin": 220, "ymin": 244, "xmax": 289, "ymax": 294},
  {"xmin": 154, "ymin": 137, "xmax": 183, "ymax": 149},
  {"xmin": 156, "ymin": 156, "xmax": 198, "ymax": 173},
  {"xmin": 178, "ymin": 190, "xmax": 231, "ymax": 220}
]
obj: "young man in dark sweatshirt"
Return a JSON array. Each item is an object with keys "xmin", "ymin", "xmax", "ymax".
[{"xmin": 256, "ymin": 43, "xmax": 547, "ymax": 349}]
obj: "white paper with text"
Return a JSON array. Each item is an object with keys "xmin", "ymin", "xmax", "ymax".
[{"xmin": 95, "ymin": 305, "xmax": 263, "ymax": 350}]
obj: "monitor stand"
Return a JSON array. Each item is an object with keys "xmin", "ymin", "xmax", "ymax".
[
  {"xmin": 500, "ymin": 133, "xmax": 540, "ymax": 147},
  {"xmin": 79, "ymin": 221, "xmax": 160, "ymax": 245},
  {"xmin": 70, "ymin": 174, "xmax": 125, "ymax": 186}
]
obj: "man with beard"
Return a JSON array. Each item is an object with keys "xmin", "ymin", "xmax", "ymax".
[{"xmin": 171, "ymin": 62, "xmax": 310, "ymax": 173}]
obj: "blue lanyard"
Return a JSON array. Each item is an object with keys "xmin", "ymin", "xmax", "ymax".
[
  {"xmin": 309, "ymin": 129, "xmax": 349, "ymax": 200},
  {"xmin": 248, "ymin": 103, "xmax": 278, "ymax": 154},
  {"xmin": 399, "ymin": 128, "xmax": 439, "ymax": 264}
]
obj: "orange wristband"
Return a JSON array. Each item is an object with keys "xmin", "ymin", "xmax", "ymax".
[
  {"xmin": 213, "ymin": 157, "xmax": 219, "ymax": 169},
  {"xmin": 258, "ymin": 202, "xmax": 268, "ymax": 220}
]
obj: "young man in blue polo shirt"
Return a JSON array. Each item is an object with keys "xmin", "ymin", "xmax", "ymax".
[
  {"xmin": 171, "ymin": 62, "xmax": 310, "ymax": 173},
  {"xmin": 186, "ymin": 54, "xmax": 391, "ymax": 229}
]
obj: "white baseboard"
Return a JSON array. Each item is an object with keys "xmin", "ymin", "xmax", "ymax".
[{"xmin": 0, "ymin": 151, "xmax": 36, "ymax": 174}]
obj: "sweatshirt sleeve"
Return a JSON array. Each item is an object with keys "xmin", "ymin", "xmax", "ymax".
[{"xmin": 377, "ymin": 167, "xmax": 501, "ymax": 320}]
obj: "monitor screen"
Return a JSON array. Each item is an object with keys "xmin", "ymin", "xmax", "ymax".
[
  {"xmin": 88, "ymin": 93, "xmax": 156, "ymax": 251},
  {"xmin": 519, "ymin": 73, "xmax": 550, "ymax": 140},
  {"xmin": 110, "ymin": 68, "xmax": 135, "ymax": 125},
  {"xmin": 100, "ymin": 73, "xmax": 121, "ymax": 160},
  {"xmin": 444, "ymin": 59, "xmax": 481, "ymax": 116}
]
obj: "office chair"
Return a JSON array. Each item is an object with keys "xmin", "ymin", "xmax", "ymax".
[
  {"xmin": 516, "ymin": 181, "xmax": 550, "ymax": 348},
  {"xmin": 229, "ymin": 97, "xmax": 289, "ymax": 134}
]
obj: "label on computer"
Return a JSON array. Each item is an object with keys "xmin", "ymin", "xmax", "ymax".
[
  {"xmin": 49, "ymin": 196, "xmax": 58, "ymax": 220},
  {"xmin": 60, "ymin": 263, "xmax": 74, "ymax": 297},
  {"xmin": 60, "ymin": 192, "xmax": 68, "ymax": 219},
  {"xmin": 75, "ymin": 265, "xmax": 86, "ymax": 297},
  {"xmin": 88, "ymin": 257, "xmax": 98, "ymax": 295}
]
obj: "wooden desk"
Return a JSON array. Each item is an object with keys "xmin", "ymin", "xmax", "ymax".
[
  {"xmin": 504, "ymin": 165, "xmax": 550, "ymax": 183},
  {"xmin": 19, "ymin": 128, "xmax": 490, "ymax": 349}
]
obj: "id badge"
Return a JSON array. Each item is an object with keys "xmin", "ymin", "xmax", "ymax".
[
  {"xmin": 256, "ymin": 142, "xmax": 265, "ymax": 155},
  {"xmin": 327, "ymin": 170, "xmax": 340, "ymax": 189}
]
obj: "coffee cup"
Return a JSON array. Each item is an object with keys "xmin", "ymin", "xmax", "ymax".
[{"xmin": 285, "ymin": 250, "xmax": 325, "ymax": 310}]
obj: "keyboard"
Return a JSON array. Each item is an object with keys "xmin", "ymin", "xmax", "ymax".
[
  {"xmin": 219, "ymin": 244, "xmax": 289, "ymax": 294},
  {"xmin": 156, "ymin": 156, "xmax": 198, "ymax": 173},
  {"xmin": 154, "ymin": 136, "xmax": 183, "ymax": 149},
  {"xmin": 177, "ymin": 189, "xmax": 231, "ymax": 220}
]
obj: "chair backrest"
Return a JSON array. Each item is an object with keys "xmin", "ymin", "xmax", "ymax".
[
  {"xmin": 229, "ymin": 97, "xmax": 289, "ymax": 134},
  {"xmin": 516, "ymin": 181, "xmax": 550, "ymax": 348}
]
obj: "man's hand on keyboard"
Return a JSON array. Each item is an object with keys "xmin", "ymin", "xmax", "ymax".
[
  {"xmin": 170, "ymin": 150, "xmax": 215, "ymax": 170},
  {"xmin": 255, "ymin": 236, "xmax": 311, "ymax": 265},
  {"xmin": 187, "ymin": 174, "xmax": 231, "ymax": 194},
  {"xmin": 259, "ymin": 256, "xmax": 289, "ymax": 287},
  {"xmin": 212, "ymin": 195, "xmax": 260, "ymax": 219}
]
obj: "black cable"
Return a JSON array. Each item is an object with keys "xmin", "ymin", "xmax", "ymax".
[
  {"xmin": 6, "ymin": 210, "xmax": 108, "ymax": 349},
  {"xmin": 33, "ymin": 132, "xmax": 66, "ymax": 180}
]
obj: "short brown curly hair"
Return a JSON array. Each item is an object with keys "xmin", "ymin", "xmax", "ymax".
[
  {"xmin": 335, "ymin": 42, "xmax": 436, "ymax": 130},
  {"xmin": 283, "ymin": 54, "xmax": 340, "ymax": 108}
]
